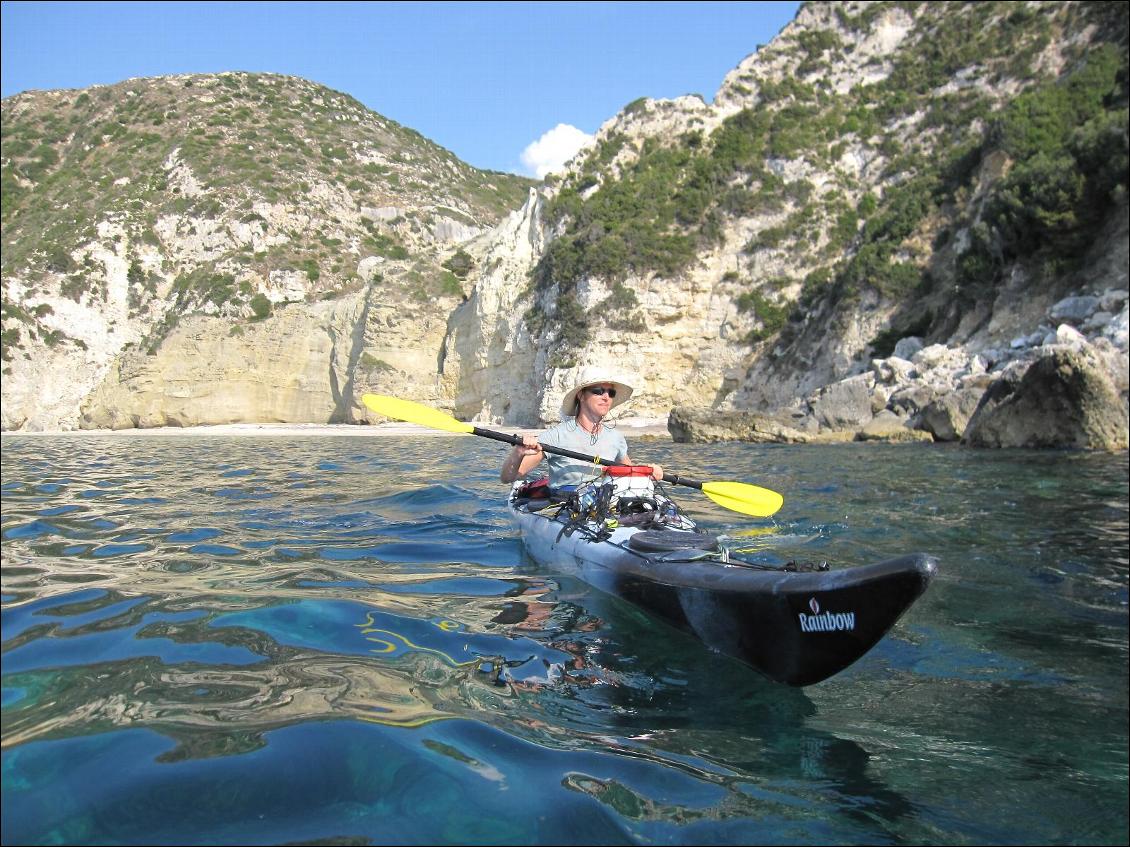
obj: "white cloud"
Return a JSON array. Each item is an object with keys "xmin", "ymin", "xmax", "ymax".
[{"xmin": 520, "ymin": 123, "xmax": 594, "ymax": 179}]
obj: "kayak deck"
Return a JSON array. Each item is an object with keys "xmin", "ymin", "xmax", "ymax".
[{"xmin": 508, "ymin": 487, "xmax": 936, "ymax": 686}]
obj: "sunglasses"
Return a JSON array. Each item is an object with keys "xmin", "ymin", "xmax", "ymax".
[{"xmin": 586, "ymin": 386, "xmax": 617, "ymax": 398}]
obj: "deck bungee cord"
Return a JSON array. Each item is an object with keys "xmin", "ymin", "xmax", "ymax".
[{"xmin": 514, "ymin": 472, "xmax": 822, "ymax": 573}]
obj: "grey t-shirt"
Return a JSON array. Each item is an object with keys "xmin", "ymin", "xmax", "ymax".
[{"xmin": 539, "ymin": 418, "xmax": 629, "ymax": 488}]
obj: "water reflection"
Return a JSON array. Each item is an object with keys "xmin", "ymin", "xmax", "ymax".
[
  {"xmin": 2, "ymin": 436, "xmax": 1126, "ymax": 845},
  {"xmin": 2, "ymin": 577, "xmax": 916, "ymax": 837}
]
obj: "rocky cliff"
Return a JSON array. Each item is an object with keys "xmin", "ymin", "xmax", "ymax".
[
  {"xmin": 440, "ymin": 0, "xmax": 1128, "ymax": 437},
  {"xmin": 3, "ymin": 1, "xmax": 1127, "ymax": 444},
  {"xmin": 1, "ymin": 73, "xmax": 533, "ymax": 430}
]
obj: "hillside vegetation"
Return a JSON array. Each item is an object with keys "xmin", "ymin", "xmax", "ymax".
[
  {"xmin": 1, "ymin": 72, "xmax": 532, "ymax": 363},
  {"xmin": 536, "ymin": 1, "xmax": 1127, "ymax": 357}
]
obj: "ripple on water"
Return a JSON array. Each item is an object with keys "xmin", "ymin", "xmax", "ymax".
[
  {"xmin": 1, "ymin": 436, "xmax": 1126, "ymax": 846},
  {"xmin": 166, "ymin": 528, "xmax": 222, "ymax": 543}
]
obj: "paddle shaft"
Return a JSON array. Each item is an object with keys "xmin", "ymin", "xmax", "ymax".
[
  {"xmin": 359, "ymin": 394, "xmax": 779, "ymax": 515},
  {"xmin": 471, "ymin": 425, "xmax": 704, "ymax": 490}
]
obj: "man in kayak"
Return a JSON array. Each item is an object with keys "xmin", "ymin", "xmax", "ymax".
[{"xmin": 500, "ymin": 366, "xmax": 663, "ymax": 487}]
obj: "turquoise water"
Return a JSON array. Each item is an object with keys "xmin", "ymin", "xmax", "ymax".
[{"xmin": 2, "ymin": 435, "xmax": 1126, "ymax": 845}]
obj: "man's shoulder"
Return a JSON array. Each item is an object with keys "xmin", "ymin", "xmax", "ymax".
[{"xmin": 541, "ymin": 419, "xmax": 569, "ymax": 442}]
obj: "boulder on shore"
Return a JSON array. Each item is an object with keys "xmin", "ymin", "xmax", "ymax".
[
  {"xmin": 918, "ymin": 388, "xmax": 986, "ymax": 442},
  {"xmin": 856, "ymin": 410, "xmax": 934, "ymax": 443},
  {"xmin": 809, "ymin": 374, "xmax": 876, "ymax": 431},
  {"xmin": 668, "ymin": 407, "xmax": 808, "ymax": 443},
  {"xmin": 962, "ymin": 347, "xmax": 1129, "ymax": 450}
]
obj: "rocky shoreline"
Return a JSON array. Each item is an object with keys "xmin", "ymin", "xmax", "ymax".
[
  {"xmin": 7, "ymin": 289, "xmax": 1126, "ymax": 452},
  {"xmin": 671, "ymin": 290, "xmax": 1129, "ymax": 451},
  {"xmin": 0, "ymin": 417, "xmax": 675, "ymax": 440}
]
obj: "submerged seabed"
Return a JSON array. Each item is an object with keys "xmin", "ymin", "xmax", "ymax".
[{"xmin": 2, "ymin": 435, "xmax": 1127, "ymax": 845}]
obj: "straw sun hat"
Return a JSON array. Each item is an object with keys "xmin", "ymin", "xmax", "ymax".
[{"xmin": 559, "ymin": 366, "xmax": 635, "ymax": 418}]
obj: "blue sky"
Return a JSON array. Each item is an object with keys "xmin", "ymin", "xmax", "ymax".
[{"xmin": 1, "ymin": 1, "xmax": 800, "ymax": 176}]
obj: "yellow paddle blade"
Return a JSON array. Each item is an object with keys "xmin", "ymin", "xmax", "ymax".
[
  {"xmin": 731, "ymin": 526, "xmax": 780, "ymax": 538},
  {"xmin": 701, "ymin": 481, "xmax": 784, "ymax": 518},
  {"xmin": 361, "ymin": 394, "xmax": 474, "ymax": 435}
]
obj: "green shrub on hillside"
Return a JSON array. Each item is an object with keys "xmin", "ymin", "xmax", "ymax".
[
  {"xmin": 930, "ymin": 38, "xmax": 1128, "ymax": 305},
  {"xmin": 827, "ymin": 207, "xmax": 860, "ymax": 253},
  {"xmin": 442, "ymin": 249, "xmax": 475, "ymax": 279},
  {"xmin": 826, "ymin": 170, "xmax": 937, "ymax": 302},
  {"xmin": 437, "ymin": 270, "xmax": 462, "ymax": 298},
  {"xmin": 362, "ymin": 229, "xmax": 410, "ymax": 260},
  {"xmin": 736, "ymin": 288, "xmax": 788, "ymax": 342},
  {"xmin": 1, "ymin": 326, "xmax": 21, "ymax": 361},
  {"xmin": 979, "ymin": 44, "xmax": 1127, "ymax": 260},
  {"xmin": 170, "ymin": 269, "xmax": 238, "ymax": 308},
  {"xmin": 249, "ymin": 293, "xmax": 272, "ymax": 320},
  {"xmin": 993, "ymin": 43, "xmax": 1122, "ymax": 161}
]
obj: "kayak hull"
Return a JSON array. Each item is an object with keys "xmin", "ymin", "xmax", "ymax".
[{"xmin": 509, "ymin": 499, "xmax": 936, "ymax": 686}]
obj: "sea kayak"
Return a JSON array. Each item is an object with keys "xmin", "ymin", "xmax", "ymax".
[{"xmin": 508, "ymin": 472, "xmax": 936, "ymax": 686}]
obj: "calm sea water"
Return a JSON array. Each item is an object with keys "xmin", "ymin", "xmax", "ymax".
[{"xmin": 2, "ymin": 434, "xmax": 1127, "ymax": 846}]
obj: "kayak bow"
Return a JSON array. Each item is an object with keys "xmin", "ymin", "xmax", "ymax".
[{"xmin": 508, "ymin": 482, "xmax": 935, "ymax": 686}]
